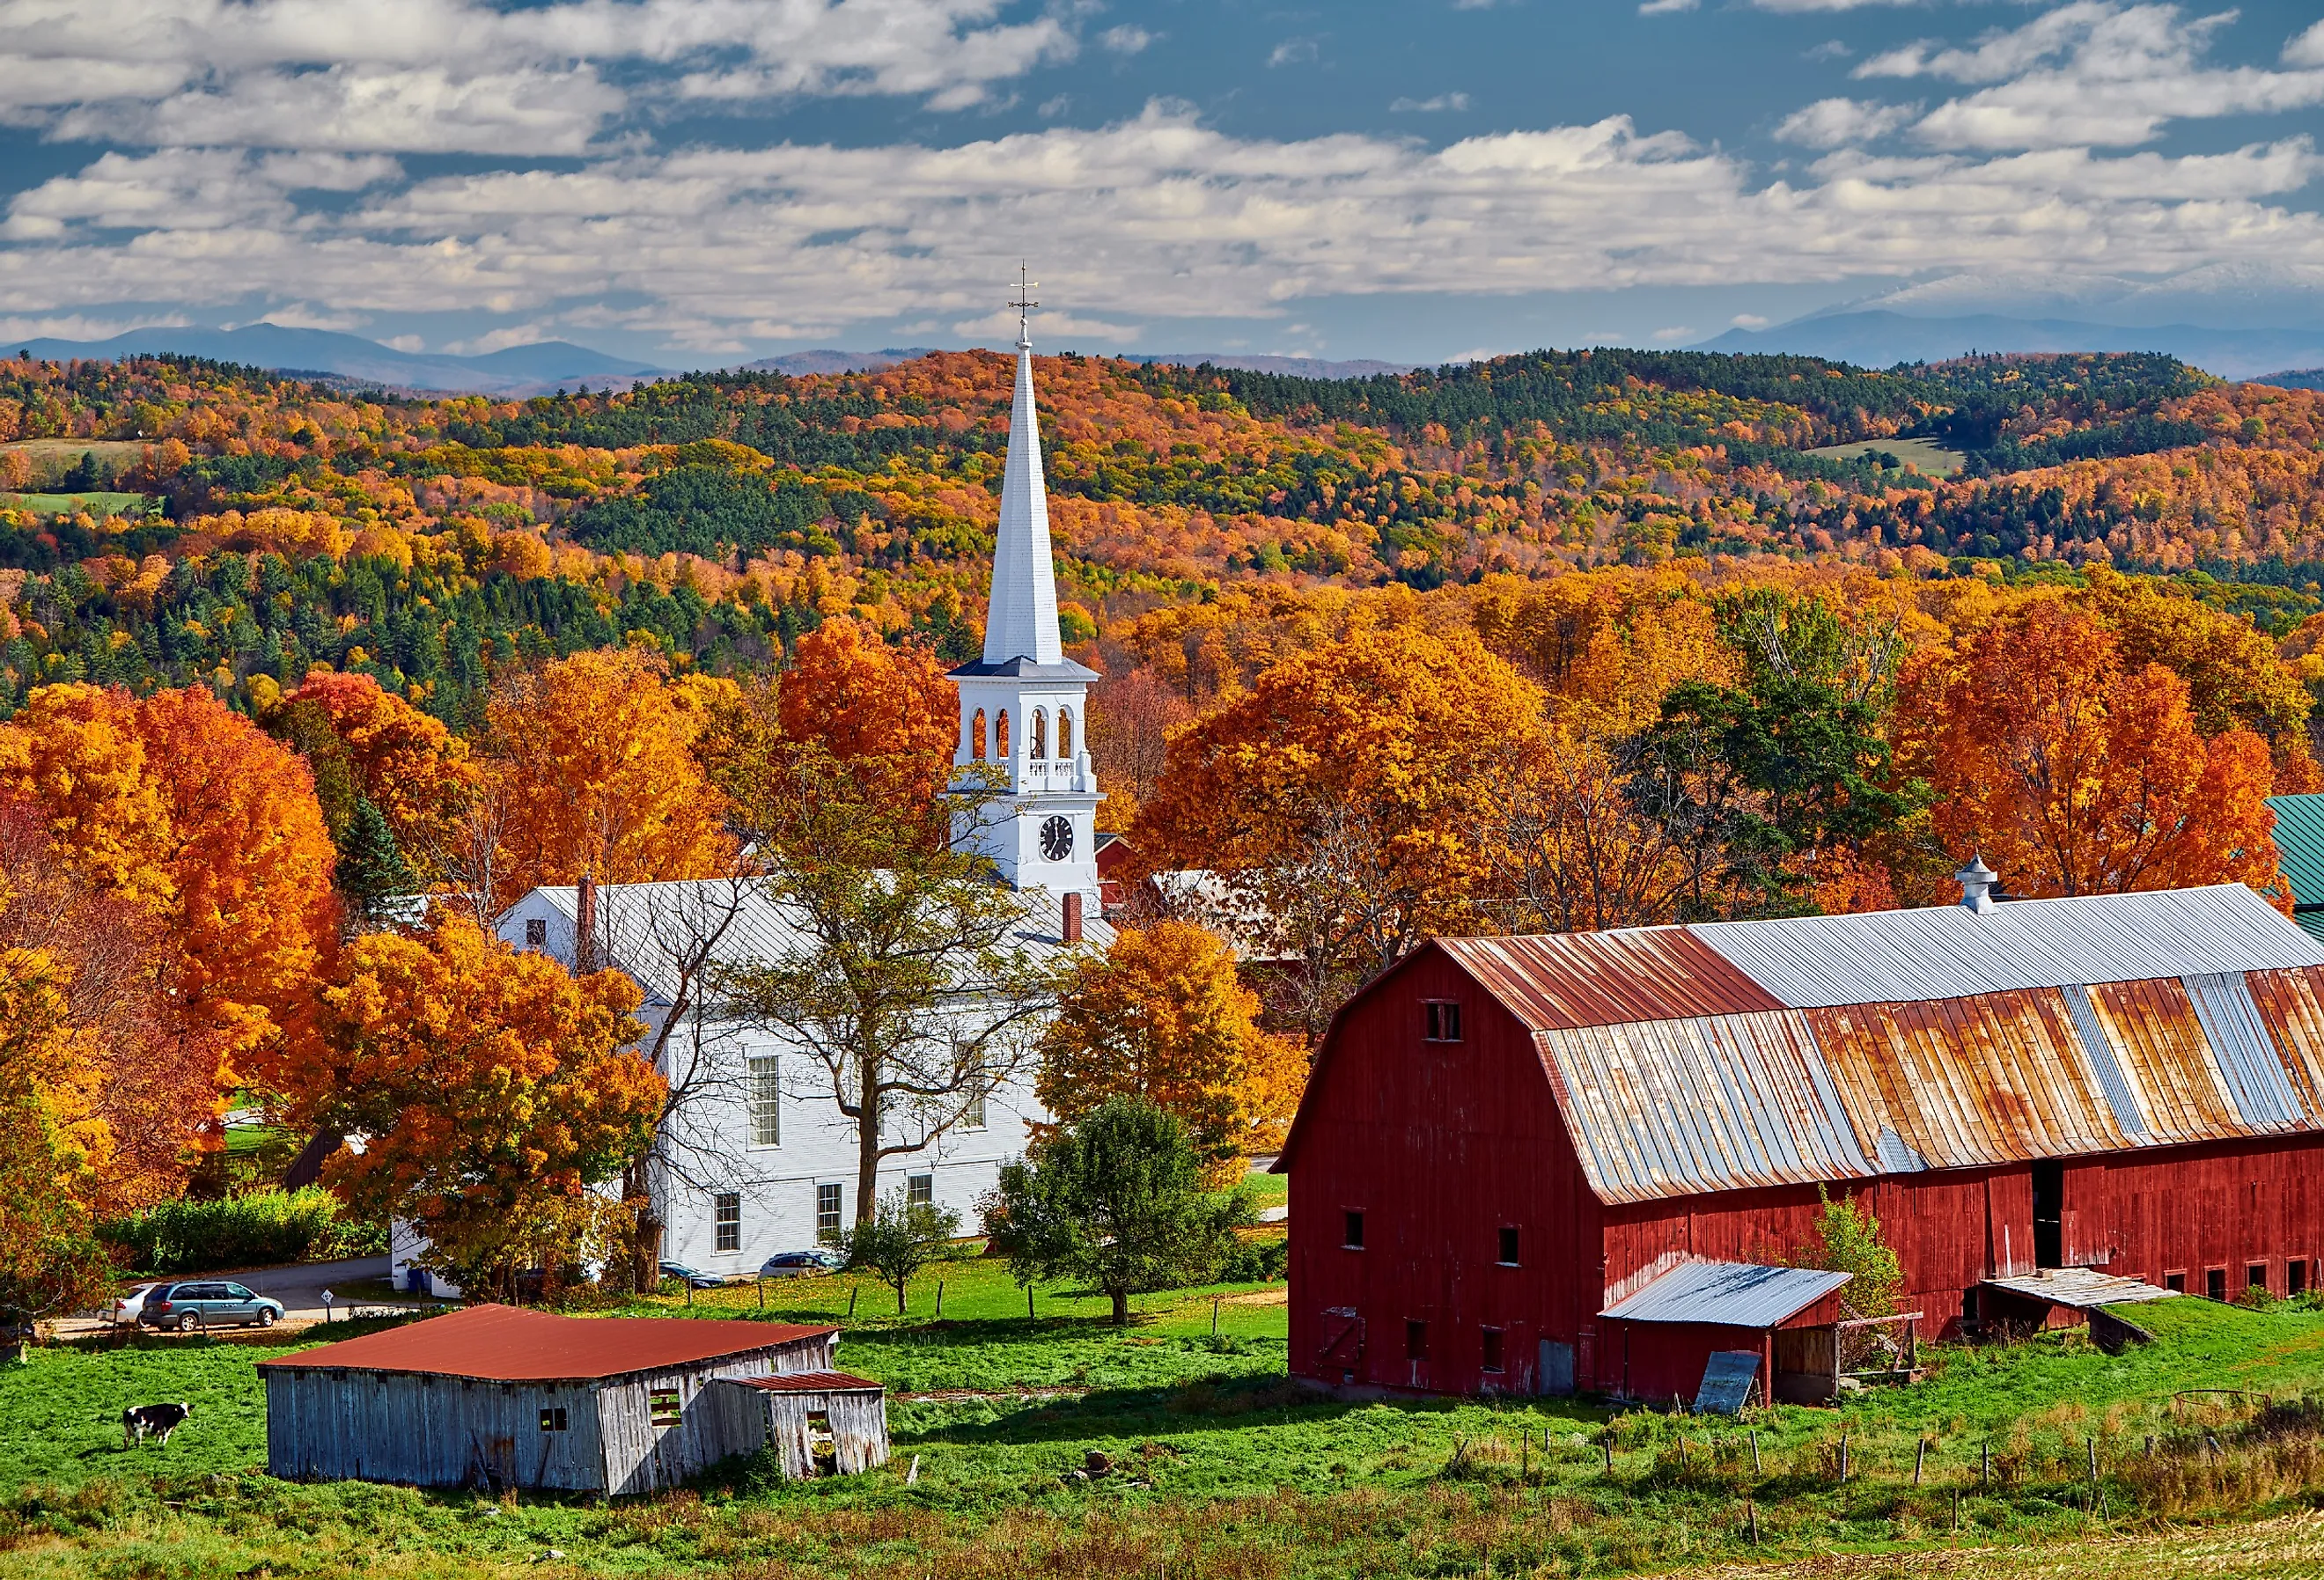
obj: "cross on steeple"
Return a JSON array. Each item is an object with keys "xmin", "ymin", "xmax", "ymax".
[{"xmin": 1008, "ymin": 263, "xmax": 1038, "ymax": 349}]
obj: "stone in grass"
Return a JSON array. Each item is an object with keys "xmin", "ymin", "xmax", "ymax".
[{"xmin": 1085, "ymin": 1451, "xmax": 1114, "ymax": 1478}]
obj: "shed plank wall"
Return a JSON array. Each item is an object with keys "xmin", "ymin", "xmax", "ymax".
[{"xmin": 597, "ymin": 1334, "xmax": 835, "ymax": 1495}]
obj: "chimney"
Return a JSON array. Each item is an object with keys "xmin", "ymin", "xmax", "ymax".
[
  {"xmin": 575, "ymin": 872, "xmax": 599, "ymax": 971},
  {"xmin": 1063, "ymin": 890, "xmax": 1084, "ymax": 944},
  {"xmin": 1956, "ymin": 855, "xmax": 1999, "ymax": 915}
]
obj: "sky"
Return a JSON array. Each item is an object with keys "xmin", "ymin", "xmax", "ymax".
[{"xmin": 1, "ymin": 0, "xmax": 2322, "ymax": 367}]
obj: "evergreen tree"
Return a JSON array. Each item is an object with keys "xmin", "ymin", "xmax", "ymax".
[{"xmin": 335, "ymin": 796, "xmax": 416, "ymax": 925}]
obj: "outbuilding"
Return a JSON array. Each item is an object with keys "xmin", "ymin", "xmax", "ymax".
[
  {"xmin": 257, "ymin": 1304, "xmax": 887, "ymax": 1492},
  {"xmin": 1280, "ymin": 876, "xmax": 2324, "ymax": 1402}
]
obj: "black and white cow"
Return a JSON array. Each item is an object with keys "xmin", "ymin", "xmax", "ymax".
[{"xmin": 122, "ymin": 1402, "xmax": 192, "ymax": 1448}]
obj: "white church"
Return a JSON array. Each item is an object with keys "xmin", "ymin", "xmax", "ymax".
[{"xmin": 397, "ymin": 305, "xmax": 1114, "ymax": 1290}]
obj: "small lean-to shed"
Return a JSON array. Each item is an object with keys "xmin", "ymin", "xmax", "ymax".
[
  {"xmin": 1597, "ymin": 1261, "xmax": 1852, "ymax": 1407},
  {"xmin": 257, "ymin": 1304, "xmax": 868, "ymax": 1494},
  {"xmin": 704, "ymin": 1372, "xmax": 891, "ymax": 1478}
]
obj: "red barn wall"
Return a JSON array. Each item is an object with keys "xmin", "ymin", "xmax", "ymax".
[{"xmin": 1287, "ymin": 946, "xmax": 1602, "ymax": 1398}]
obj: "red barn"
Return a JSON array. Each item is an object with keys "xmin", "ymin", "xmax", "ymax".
[{"xmin": 1277, "ymin": 877, "xmax": 2324, "ymax": 1403}]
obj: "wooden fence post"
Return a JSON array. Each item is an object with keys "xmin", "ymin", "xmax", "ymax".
[
  {"xmin": 1915, "ymin": 1437, "xmax": 1926, "ymax": 1487},
  {"xmin": 1747, "ymin": 1501, "xmax": 1758, "ymax": 1545},
  {"xmin": 936, "ymin": 1281, "xmax": 944, "ymax": 1319},
  {"xmin": 1749, "ymin": 1430, "xmax": 1761, "ymax": 1473},
  {"xmin": 1838, "ymin": 1430, "xmax": 1850, "ymax": 1483},
  {"xmin": 1981, "ymin": 1439, "xmax": 1990, "ymax": 1488},
  {"xmin": 847, "ymin": 1285, "xmax": 858, "ymax": 1319}
]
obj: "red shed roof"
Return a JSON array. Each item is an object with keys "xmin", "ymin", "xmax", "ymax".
[{"xmin": 255, "ymin": 1304, "xmax": 835, "ymax": 1382}]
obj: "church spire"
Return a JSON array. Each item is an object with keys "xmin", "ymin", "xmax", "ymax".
[{"xmin": 982, "ymin": 265, "xmax": 1064, "ymax": 667}]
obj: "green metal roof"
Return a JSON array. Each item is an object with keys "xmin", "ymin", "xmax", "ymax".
[{"xmin": 2268, "ymin": 794, "xmax": 2324, "ymax": 909}]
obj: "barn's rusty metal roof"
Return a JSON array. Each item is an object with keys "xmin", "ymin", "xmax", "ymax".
[
  {"xmin": 1439, "ymin": 931, "xmax": 1780, "ymax": 1029},
  {"xmin": 1401, "ymin": 884, "xmax": 2324, "ymax": 1206},
  {"xmin": 255, "ymin": 1304, "xmax": 835, "ymax": 1382},
  {"xmin": 1600, "ymin": 1261, "xmax": 1851, "ymax": 1326}
]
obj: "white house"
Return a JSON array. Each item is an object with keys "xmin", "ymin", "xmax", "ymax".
[{"xmin": 453, "ymin": 299, "xmax": 1113, "ymax": 1283}]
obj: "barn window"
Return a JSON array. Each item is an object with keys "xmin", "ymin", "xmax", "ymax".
[
  {"xmin": 2293, "ymin": 1260, "xmax": 2312, "ymax": 1297},
  {"xmin": 1497, "ymin": 1227, "xmax": 1519, "ymax": 1267},
  {"xmin": 817, "ymin": 1183, "xmax": 842, "ymax": 1235},
  {"xmin": 748, "ymin": 1055, "xmax": 781, "ymax": 1146},
  {"xmin": 525, "ymin": 918, "xmax": 547, "ymax": 947},
  {"xmin": 539, "ymin": 1407, "xmax": 568, "ymax": 1432},
  {"xmin": 2248, "ymin": 1263, "xmax": 2269, "ymax": 1297},
  {"xmin": 2166, "ymin": 1270, "xmax": 2187, "ymax": 1294},
  {"xmin": 650, "ymin": 1388, "xmax": 682, "ymax": 1427},
  {"xmin": 1405, "ymin": 1320, "xmax": 1429, "ymax": 1361},
  {"xmin": 1343, "ymin": 1210, "xmax": 1365, "ymax": 1249},
  {"xmin": 2206, "ymin": 1268, "xmax": 2227, "ymax": 1302},
  {"xmin": 1423, "ymin": 1001, "xmax": 1462, "ymax": 1042},
  {"xmin": 908, "ymin": 1173, "xmax": 934, "ymax": 1207},
  {"xmin": 714, "ymin": 1193, "xmax": 741, "ymax": 1253},
  {"xmin": 1481, "ymin": 1327, "xmax": 1504, "ymax": 1374}
]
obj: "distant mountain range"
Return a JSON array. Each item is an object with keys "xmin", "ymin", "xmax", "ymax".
[
  {"xmin": 2257, "ymin": 368, "xmax": 2324, "ymax": 392},
  {"xmin": 1694, "ymin": 312, "xmax": 2324, "ymax": 382},
  {"xmin": 14, "ymin": 324, "xmax": 672, "ymax": 396}
]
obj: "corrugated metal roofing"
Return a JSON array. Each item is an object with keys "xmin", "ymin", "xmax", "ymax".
[
  {"xmin": 1411, "ymin": 883, "xmax": 2324, "ymax": 1206},
  {"xmin": 1439, "ymin": 933, "xmax": 1781, "ymax": 1030},
  {"xmin": 1689, "ymin": 886, "xmax": 2324, "ymax": 1010},
  {"xmin": 1600, "ymin": 1260, "xmax": 1851, "ymax": 1326},
  {"xmin": 1982, "ymin": 1269, "xmax": 2178, "ymax": 1309},
  {"xmin": 527, "ymin": 878, "xmax": 1111, "ymax": 1005},
  {"xmin": 2268, "ymin": 793, "xmax": 2324, "ymax": 909},
  {"xmin": 254, "ymin": 1304, "xmax": 835, "ymax": 1382}
]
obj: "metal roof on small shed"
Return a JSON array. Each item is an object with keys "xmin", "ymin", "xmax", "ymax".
[
  {"xmin": 2268, "ymin": 795, "xmax": 2324, "ymax": 911},
  {"xmin": 1600, "ymin": 1261, "xmax": 1851, "ymax": 1326},
  {"xmin": 722, "ymin": 1371, "xmax": 884, "ymax": 1393},
  {"xmin": 254, "ymin": 1304, "xmax": 836, "ymax": 1383}
]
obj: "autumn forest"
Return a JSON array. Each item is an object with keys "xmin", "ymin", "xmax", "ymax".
[{"xmin": 9, "ymin": 343, "xmax": 2324, "ymax": 1302}]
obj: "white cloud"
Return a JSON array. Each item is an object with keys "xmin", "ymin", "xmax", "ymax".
[
  {"xmin": 1750, "ymin": 0, "xmax": 1917, "ymax": 10},
  {"xmin": 381, "ymin": 333, "xmax": 425, "ymax": 351},
  {"xmin": 1390, "ymin": 92, "xmax": 1471, "ymax": 113},
  {"xmin": 235, "ymin": 300, "xmax": 366, "ymax": 331},
  {"xmin": 952, "ymin": 306, "xmax": 1141, "ymax": 343},
  {"xmin": 0, "ymin": 311, "xmax": 188, "ymax": 341},
  {"xmin": 0, "ymin": 0, "xmax": 1086, "ymax": 151},
  {"xmin": 444, "ymin": 324, "xmax": 563, "ymax": 355},
  {"xmin": 1776, "ymin": 97, "xmax": 1919, "ymax": 147},
  {"xmin": 1267, "ymin": 37, "xmax": 1320, "ymax": 67},
  {"xmin": 1858, "ymin": 3, "xmax": 2324, "ymax": 150},
  {"xmin": 1098, "ymin": 25, "xmax": 1152, "ymax": 55},
  {"xmin": 1649, "ymin": 325, "xmax": 1695, "ymax": 342},
  {"xmin": 2290, "ymin": 19, "xmax": 2324, "ymax": 68},
  {"xmin": 1730, "ymin": 313, "xmax": 1770, "ymax": 328},
  {"xmin": 1637, "ymin": 0, "xmax": 1698, "ymax": 14},
  {"xmin": 1806, "ymin": 40, "xmax": 1853, "ymax": 62},
  {"xmin": 4, "ymin": 103, "xmax": 2323, "ymax": 346}
]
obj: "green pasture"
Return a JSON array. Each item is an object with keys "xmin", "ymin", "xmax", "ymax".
[
  {"xmin": 0, "ymin": 491, "xmax": 148, "ymax": 518},
  {"xmin": 1802, "ymin": 437, "xmax": 1967, "ymax": 476},
  {"xmin": 6, "ymin": 1281, "xmax": 2324, "ymax": 1578}
]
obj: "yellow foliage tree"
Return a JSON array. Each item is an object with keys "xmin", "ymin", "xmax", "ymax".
[{"xmin": 1037, "ymin": 920, "xmax": 1305, "ymax": 1174}]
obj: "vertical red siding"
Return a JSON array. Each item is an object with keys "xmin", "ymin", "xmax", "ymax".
[{"xmin": 1288, "ymin": 946, "xmax": 1601, "ymax": 1397}]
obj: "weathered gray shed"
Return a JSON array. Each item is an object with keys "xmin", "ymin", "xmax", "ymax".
[
  {"xmin": 257, "ymin": 1303, "xmax": 883, "ymax": 1494},
  {"xmin": 703, "ymin": 1372, "xmax": 891, "ymax": 1478}
]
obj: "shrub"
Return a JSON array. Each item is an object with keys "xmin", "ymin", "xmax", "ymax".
[
  {"xmin": 97, "ymin": 1188, "xmax": 383, "ymax": 1275},
  {"xmin": 1217, "ymin": 1234, "xmax": 1288, "ymax": 1284}
]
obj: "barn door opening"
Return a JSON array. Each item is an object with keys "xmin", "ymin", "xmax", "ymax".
[
  {"xmin": 806, "ymin": 1410, "xmax": 835, "ymax": 1477},
  {"xmin": 2032, "ymin": 1161, "xmax": 2063, "ymax": 1269}
]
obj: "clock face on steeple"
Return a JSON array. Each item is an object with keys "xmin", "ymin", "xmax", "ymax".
[{"xmin": 1040, "ymin": 815, "xmax": 1074, "ymax": 862}]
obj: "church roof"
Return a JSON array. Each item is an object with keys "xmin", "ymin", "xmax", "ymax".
[{"xmin": 977, "ymin": 313, "xmax": 1067, "ymax": 669}]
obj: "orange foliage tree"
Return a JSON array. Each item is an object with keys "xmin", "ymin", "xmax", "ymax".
[
  {"xmin": 1037, "ymin": 920, "xmax": 1305, "ymax": 1175},
  {"xmin": 777, "ymin": 617, "xmax": 960, "ymax": 799},
  {"xmin": 474, "ymin": 648, "xmax": 732, "ymax": 911},
  {"xmin": 1899, "ymin": 605, "xmax": 2284, "ymax": 902},
  {"xmin": 303, "ymin": 915, "xmax": 663, "ymax": 1296},
  {"xmin": 1133, "ymin": 625, "xmax": 1543, "ymax": 1039},
  {"xmin": 0, "ymin": 683, "xmax": 339, "ymax": 1095},
  {"xmin": 267, "ymin": 671, "xmax": 475, "ymax": 865}
]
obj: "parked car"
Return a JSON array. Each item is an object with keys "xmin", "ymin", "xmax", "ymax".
[
  {"xmin": 107, "ymin": 1283, "xmax": 160, "ymax": 1327},
  {"xmin": 137, "ymin": 1281, "xmax": 286, "ymax": 1331},
  {"xmin": 657, "ymin": 1260, "xmax": 725, "ymax": 1290},
  {"xmin": 758, "ymin": 1248, "xmax": 844, "ymax": 1278}
]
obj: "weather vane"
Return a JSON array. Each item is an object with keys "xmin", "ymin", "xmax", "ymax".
[{"xmin": 1008, "ymin": 262, "xmax": 1038, "ymax": 347}]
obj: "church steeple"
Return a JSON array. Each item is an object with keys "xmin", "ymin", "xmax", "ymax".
[
  {"xmin": 983, "ymin": 271, "xmax": 1064, "ymax": 667},
  {"xmin": 947, "ymin": 267, "xmax": 1102, "ymax": 907}
]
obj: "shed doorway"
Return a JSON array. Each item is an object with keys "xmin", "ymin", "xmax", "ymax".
[{"xmin": 2032, "ymin": 1161, "xmax": 2063, "ymax": 1269}]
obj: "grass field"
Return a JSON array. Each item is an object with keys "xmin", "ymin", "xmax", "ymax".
[
  {"xmin": 7, "ymin": 1267, "xmax": 2324, "ymax": 1579},
  {"xmin": 0, "ymin": 491, "xmax": 148, "ymax": 518},
  {"xmin": 1803, "ymin": 437, "xmax": 1967, "ymax": 476}
]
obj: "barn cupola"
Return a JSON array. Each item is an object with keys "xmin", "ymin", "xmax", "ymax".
[
  {"xmin": 946, "ymin": 267, "xmax": 1103, "ymax": 909},
  {"xmin": 1956, "ymin": 855, "xmax": 2000, "ymax": 914}
]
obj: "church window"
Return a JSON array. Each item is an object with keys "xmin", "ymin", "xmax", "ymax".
[
  {"xmin": 1057, "ymin": 708, "xmax": 1074, "ymax": 759},
  {"xmin": 969, "ymin": 709, "xmax": 987, "ymax": 761},
  {"xmin": 1031, "ymin": 709, "xmax": 1048, "ymax": 760},
  {"xmin": 995, "ymin": 710, "xmax": 1011, "ymax": 758}
]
